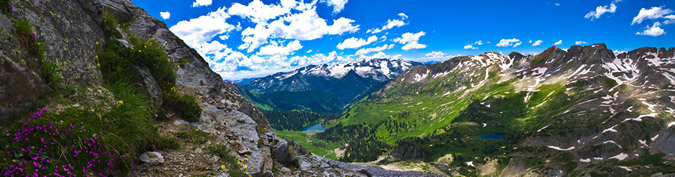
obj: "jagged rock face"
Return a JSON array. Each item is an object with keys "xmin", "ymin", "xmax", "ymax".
[{"xmin": 0, "ymin": 0, "xmax": 106, "ymax": 121}]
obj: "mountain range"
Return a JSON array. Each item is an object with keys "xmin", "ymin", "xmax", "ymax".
[
  {"xmin": 284, "ymin": 44, "xmax": 675, "ymax": 176},
  {"xmin": 228, "ymin": 58, "xmax": 423, "ymax": 114}
]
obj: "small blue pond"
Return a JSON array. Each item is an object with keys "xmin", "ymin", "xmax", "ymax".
[
  {"xmin": 477, "ymin": 133, "xmax": 507, "ymax": 140},
  {"xmin": 301, "ymin": 122, "xmax": 326, "ymax": 132}
]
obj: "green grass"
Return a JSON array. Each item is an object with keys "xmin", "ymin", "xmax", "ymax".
[
  {"xmin": 99, "ymin": 82, "xmax": 178, "ymax": 170},
  {"xmin": 207, "ymin": 144, "xmax": 247, "ymax": 176},
  {"xmin": 164, "ymin": 93, "xmax": 202, "ymax": 122},
  {"xmin": 100, "ymin": 35, "xmax": 176, "ymax": 95},
  {"xmin": 0, "ymin": 82, "xmax": 178, "ymax": 175},
  {"xmin": 100, "ymin": 9, "xmax": 122, "ymax": 38},
  {"xmin": 42, "ymin": 59, "xmax": 64, "ymax": 88},
  {"xmin": 175, "ymin": 128, "xmax": 212, "ymax": 145},
  {"xmin": 275, "ymin": 130, "xmax": 340, "ymax": 160},
  {"xmin": 318, "ymin": 63, "xmax": 600, "ymax": 162},
  {"xmin": 127, "ymin": 36, "xmax": 176, "ymax": 94}
]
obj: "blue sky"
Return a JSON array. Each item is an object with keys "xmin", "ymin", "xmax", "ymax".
[{"xmin": 131, "ymin": 0, "xmax": 675, "ymax": 80}]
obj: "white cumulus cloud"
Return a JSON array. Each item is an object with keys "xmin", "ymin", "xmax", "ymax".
[
  {"xmin": 160, "ymin": 11, "xmax": 170, "ymax": 20},
  {"xmin": 532, "ymin": 40, "xmax": 543, "ymax": 47},
  {"xmin": 636, "ymin": 22, "xmax": 666, "ymax": 37},
  {"xmin": 496, "ymin": 38, "xmax": 520, "ymax": 47},
  {"xmin": 393, "ymin": 31, "xmax": 427, "ymax": 50},
  {"xmin": 357, "ymin": 52, "xmax": 402, "ymax": 60},
  {"xmin": 367, "ymin": 13, "xmax": 408, "ymax": 34},
  {"xmin": 234, "ymin": 1, "xmax": 359, "ymax": 52},
  {"xmin": 192, "ymin": 0, "xmax": 212, "ymax": 7},
  {"xmin": 464, "ymin": 44, "xmax": 477, "ymax": 49},
  {"xmin": 632, "ymin": 6, "xmax": 673, "ymax": 25},
  {"xmin": 665, "ymin": 14, "xmax": 675, "ymax": 24},
  {"xmin": 228, "ymin": 0, "xmax": 294, "ymax": 23},
  {"xmin": 463, "ymin": 40, "xmax": 483, "ymax": 49},
  {"xmin": 169, "ymin": 7, "xmax": 234, "ymax": 56},
  {"xmin": 424, "ymin": 51, "xmax": 446, "ymax": 58},
  {"xmin": 398, "ymin": 13, "xmax": 408, "ymax": 19},
  {"xmin": 257, "ymin": 40, "xmax": 303, "ymax": 56},
  {"xmin": 554, "ymin": 40, "xmax": 563, "ymax": 45},
  {"xmin": 355, "ymin": 44, "xmax": 394, "ymax": 55},
  {"xmin": 575, "ymin": 41, "xmax": 588, "ymax": 45},
  {"xmin": 337, "ymin": 35, "xmax": 378, "ymax": 50},
  {"xmin": 585, "ymin": 3, "xmax": 617, "ymax": 21},
  {"xmin": 321, "ymin": 0, "xmax": 348, "ymax": 13}
]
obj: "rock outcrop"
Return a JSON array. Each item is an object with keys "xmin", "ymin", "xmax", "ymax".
[
  {"xmin": 0, "ymin": 0, "xmax": 443, "ymax": 176},
  {"xmin": 0, "ymin": 0, "xmax": 106, "ymax": 121}
]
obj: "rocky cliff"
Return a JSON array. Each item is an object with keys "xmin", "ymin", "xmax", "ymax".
[{"xmin": 0, "ymin": 0, "xmax": 441, "ymax": 176}]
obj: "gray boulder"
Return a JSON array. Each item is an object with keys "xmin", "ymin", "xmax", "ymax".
[
  {"xmin": 139, "ymin": 151, "xmax": 164, "ymax": 165},
  {"xmin": 272, "ymin": 140, "xmax": 290, "ymax": 163}
]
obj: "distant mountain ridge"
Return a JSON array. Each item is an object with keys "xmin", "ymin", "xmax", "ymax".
[
  {"xmin": 243, "ymin": 58, "xmax": 421, "ymax": 92},
  {"xmin": 316, "ymin": 44, "xmax": 675, "ymax": 176},
  {"xmin": 227, "ymin": 58, "xmax": 423, "ymax": 114}
]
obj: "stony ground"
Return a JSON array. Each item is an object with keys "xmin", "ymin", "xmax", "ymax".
[{"xmin": 128, "ymin": 119, "xmax": 230, "ymax": 177}]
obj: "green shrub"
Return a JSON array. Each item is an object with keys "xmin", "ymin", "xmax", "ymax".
[
  {"xmin": 42, "ymin": 59, "xmax": 63, "ymax": 88},
  {"xmin": 99, "ymin": 36, "xmax": 176, "ymax": 96},
  {"xmin": 99, "ymin": 38, "xmax": 134, "ymax": 84},
  {"xmin": 100, "ymin": 9, "xmax": 122, "ymax": 38},
  {"xmin": 128, "ymin": 36, "xmax": 176, "ymax": 94},
  {"xmin": 166, "ymin": 93, "xmax": 202, "ymax": 122}
]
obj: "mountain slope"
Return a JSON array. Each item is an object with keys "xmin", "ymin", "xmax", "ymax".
[
  {"xmin": 320, "ymin": 44, "xmax": 675, "ymax": 176},
  {"xmin": 0, "ymin": 0, "xmax": 441, "ymax": 176},
  {"xmin": 235, "ymin": 58, "xmax": 423, "ymax": 114}
]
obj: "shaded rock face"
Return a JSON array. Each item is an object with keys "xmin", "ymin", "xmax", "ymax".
[
  {"xmin": 0, "ymin": 0, "xmax": 106, "ymax": 121},
  {"xmin": 130, "ymin": 65, "xmax": 163, "ymax": 107},
  {"xmin": 0, "ymin": 49, "xmax": 49, "ymax": 122},
  {"xmin": 273, "ymin": 140, "xmax": 291, "ymax": 164}
]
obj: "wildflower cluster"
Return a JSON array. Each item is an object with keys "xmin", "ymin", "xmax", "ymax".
[
  {"xmin": 13, "ymin": 19, "xmax": 45, "ymax": 59},
  {"xmin": 1, "ymin": 108, "xmax": 114, "ymax": 176},
  {"xmin": 6, "ymin": 2, "xmax": 12, "ymax": 13},
  {"xmin": 235, "ymin": 154, "xmax": 253, "ymax": 177},
  {"xmin": 1, "ymin": 0, "xmax": 11, "ymax": 15},
  {"xmin": 207, "ymin": 144, "xmax": 248, "ymax": 177}
]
